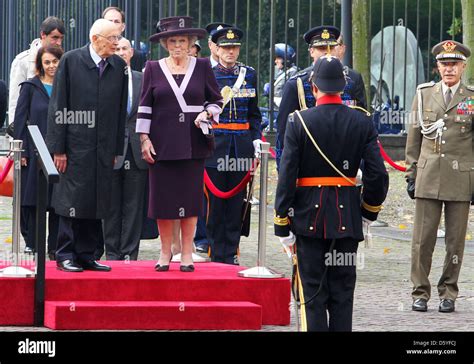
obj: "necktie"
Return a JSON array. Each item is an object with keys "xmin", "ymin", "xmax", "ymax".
[
  {"xmin": 98, "ymin": 59, "xmax": 106, "ymax": 78},
  {"xmin": 127, "ymin": 94, "xmax": 132, "ymax": 114},
  {"xmin": 445, "ymin": 88, "xmax": 452, "ymax": 107}
]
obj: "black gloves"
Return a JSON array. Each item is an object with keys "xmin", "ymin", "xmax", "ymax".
[{"xmin": 406, "ymin": 179, "xmax": 415, "ymax": 199}]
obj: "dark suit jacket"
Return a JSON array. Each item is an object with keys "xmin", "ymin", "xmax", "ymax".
[
  {"xmin": 115, "ymin": 70, "xmax": 147, "ymax": 170},
  {"xmin": 0, "ymin": 80, "xmax": 7, "ymax": 128}
]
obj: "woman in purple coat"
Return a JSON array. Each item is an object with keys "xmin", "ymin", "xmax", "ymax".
[{"xmin": 137, "ymin": 16, "xmax": 222, "ymax": 272}]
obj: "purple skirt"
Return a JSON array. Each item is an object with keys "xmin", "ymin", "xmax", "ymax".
[{"xmin": 148, "ymin": 159, "xmax": 204, "ymax": 219}]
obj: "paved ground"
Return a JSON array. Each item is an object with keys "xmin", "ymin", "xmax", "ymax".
[{"xmin": 0, "ymin": 158, "xmax": 472, "ymax": 332}]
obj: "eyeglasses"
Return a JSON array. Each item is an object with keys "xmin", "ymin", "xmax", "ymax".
[{"xmin": 96, "ymin": 34, "xmax": 123, "ymax": 42}]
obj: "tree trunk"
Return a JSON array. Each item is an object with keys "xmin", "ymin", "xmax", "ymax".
[
  {"xmin": 352, "ymin": 0, "xmax": 371, "ymax": 109},
  {"xmin": 462, "ymin": 0, "xmax": 474, "ymax": 84}
]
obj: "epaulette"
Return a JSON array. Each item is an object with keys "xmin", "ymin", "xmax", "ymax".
[
  {"xmin": 416, "ymin": 81, "xmax": 435, "ymax": 90},
  {"xmin": 245, "ymin": 65, "xmax": 255, "ymax": 71},
  {"xmin": 466, "ymin": 85, "xmax": 474, "ymax": 92},
  {"xmin": 290, "ymin": 71, "xmax": 307, "ymax": 80},
  {"xmin": 349, "ymin": 105, "xmax": 371, "ymax": 116}
]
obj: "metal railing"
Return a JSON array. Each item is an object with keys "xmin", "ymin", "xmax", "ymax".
[
  {"xmin": 27, "ymin": 125, "xmax": 59, "ymax": 326},
  {"xmin": 0, "ymin": 0, "xmax": 465, "ymax": 134}
]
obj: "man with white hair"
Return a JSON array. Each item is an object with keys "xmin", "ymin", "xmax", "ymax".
[{"xmin": 46, "ymin": 19, "xmax": 128, "ymax": 272}]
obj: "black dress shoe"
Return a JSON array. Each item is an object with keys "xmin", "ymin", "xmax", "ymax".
[
  {"xmin": 412, "ymin": 298, "xmax": 428, "ymax": 312},
  {"xmin": 78, "ymin": 260, "xmax": 111, "ymax": 272},
  {"xmin": 57, "ymin": 259, "xmax": 83, "ymax": 272},
  {"xmin": 155, "ymin": 262, "xmax": 170, "ymax": 272},
  {"xmin": 439, "ymin": 299, "xmax": 455, "ymax": 313},
  {"xmin": 180, "ymin": 264, "xmax": 195, "ymax": 272}
]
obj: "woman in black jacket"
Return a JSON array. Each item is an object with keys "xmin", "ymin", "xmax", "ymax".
[{"xmin": 14, "ymin": 46, "xmax": 63, "ymax": 257}]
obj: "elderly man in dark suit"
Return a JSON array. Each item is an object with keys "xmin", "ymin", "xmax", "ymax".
[
  {"xmin": 102, "ymin": 37, "xmax": 147, "ymax": 261},
  {"xmin": 0, "ymin": 80, "xmax": 6, "ymax": 128},
  {"xmin": 46, "ymin": 19, "xmax": 128, "ymax": 272}
]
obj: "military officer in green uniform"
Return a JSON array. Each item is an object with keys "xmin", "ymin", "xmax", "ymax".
[{"xmin": 406, "ymin": 40, "xmax": 474, "ymax": 313}]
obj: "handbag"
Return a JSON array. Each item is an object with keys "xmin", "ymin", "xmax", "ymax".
[
  {"xmin": 0, "ymin": 156, "xmax": 14, "ymax": 197},
  {"xmin": 6, "ymin": 122, "xmax": 14, "ymax": 138}
]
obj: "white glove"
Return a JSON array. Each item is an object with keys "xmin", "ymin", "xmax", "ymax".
[
  {"xmin": 279, "ymin": 231, "xmax": 296, "ymax": 258},
  {"xmin": 253, "ymin": 139, "xmax": 263, "ymax": 157},
  {"xmin": 279, "ymin": 231, "xmax": 296, "ymax": 248},
  {"xmin": 362, "ymin": 217, "xmax": 373, "ymax": 248}
]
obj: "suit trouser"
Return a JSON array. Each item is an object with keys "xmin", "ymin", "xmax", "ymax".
[
  {"xmin": 411, "ymin": 198, "xmax": 469, "ymax": 301},
  {"xmin": 205, "ymin": 167, "xmax": 246, "ymax": 264},
  {"xmin": 103, "ymin": 147, "xmax": 147, "ymax": 260},
  {"xmin": 296, "ymin": 235, "xmax": 358, "ymax": 332},
  {"xmin": 56, "ymin": 216, "xmax": 101, "ymax": 263},
  {"xmin": 22, "ymin": 206, "xmax": 59, "ymax": 254}
]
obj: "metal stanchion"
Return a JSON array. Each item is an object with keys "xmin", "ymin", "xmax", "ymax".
[
  {"xmin": 1, "ymin": 140, "xmax": 35, "ymax": 277},
  {"xmin": 238, "ymin": 142, "xmax": 284, "ymax": 278}
]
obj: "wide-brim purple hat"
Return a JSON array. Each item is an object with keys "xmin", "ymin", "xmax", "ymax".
[{"xmin": 149, "ymin": 16, "xmax": 207, "ymax": 43}]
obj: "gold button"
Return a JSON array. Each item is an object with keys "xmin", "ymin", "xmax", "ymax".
[
  {"xmin": 442, "ymin": 140, "xmax": 446, "ymax": 144},
  {"xmin": 309, "ymin": 226, "xmax": 314, "ymax": 231},
  {"xmin": 441, "ymin": 154, "xmax": 445, "ymax": 157},
  {"xmin": 315, "ymin": 204, "xmax": 319, "ymax": 208},
  {"xmin": 341, "ymin": 226, "xmax": 346, "ymax": 231},
  {"xmin": 318, "ymin": 185, "xmax": 321, "ymax": 188},
  {"xmin": 443, "ymin": 127, "xmax": 447, "ymax": 130},
  {"xmin": 339, "ymin": 204, "xmax": 344, "ymax": 208},
  {"xmin": 337, "ymin": 184, "xmax": 341, "ymax": 188},
  {"xmin": 444, "ymin": 114, "xmax": 448, "ymax": 117}
]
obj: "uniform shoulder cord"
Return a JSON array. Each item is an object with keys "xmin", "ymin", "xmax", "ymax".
[
  {"xmin": 296, "ymin": 78, "xmax": 308, "ymax": 110},
  {"xmin": 294, "ymin": 110, "xmax": 356, "ymax": 186}
]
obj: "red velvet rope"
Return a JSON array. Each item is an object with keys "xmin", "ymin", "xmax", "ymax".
[
  {"xmin": 204, "ymin": 168, "xmax": 254, "ymax": 199},
  {"xmin": 261, "ymin": 135, "xmax": 276, "ymax": 158},
  {"xmin": 377, "ymin": 140, "xmax": 406, "ymax": 172},
  {"xmin": 0, "ymin": 158, "xmax": 13, "ymax": 184}
]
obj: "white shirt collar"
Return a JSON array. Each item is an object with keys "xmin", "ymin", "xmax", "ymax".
[
  {"xmin": 441, "ymin": 80, "xmax": 460, "ymax": 97},
  {"xmin": 89, "ymin": 44, "xmax": 104, "ymax": 66},
  {"xmin": 210, "ymin": 56, "xmax": 218, "ymax": 68}
]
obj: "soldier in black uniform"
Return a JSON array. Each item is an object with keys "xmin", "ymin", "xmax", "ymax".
[
  {"xmin": 275, "ymin": 26, "xmax": 366, "ymax": 167},
  {"xmin": 274, "ymin": 55, "xmax": 388, "ymax": 331},
  {"xmin": 205, "ymin": 27, "xmax": 262, "ymax": 264}
]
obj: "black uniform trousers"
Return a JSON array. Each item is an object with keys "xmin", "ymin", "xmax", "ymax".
[
  {"xmin": 296, "ymin": 235, "xmax": 358, "ymax": 332},
  {"xmin": 56, "ymin": 216, "xmax": 102, "ymax": 263},
  {"xmin": 103, "ymin": 146, "xmax": 147, "ymax": 260},
  {"xmin": 205, "ymin": 167, "xmax": 246, "ymax": 264}
]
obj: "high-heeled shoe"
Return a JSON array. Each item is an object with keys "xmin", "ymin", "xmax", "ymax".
[
  {"xmin": 155, "ymin": 255, "xmax": 172, "ymax": 272},
  {"xmin": 180, "ymin": 264, "xmax": 195, "ymax": 272}
]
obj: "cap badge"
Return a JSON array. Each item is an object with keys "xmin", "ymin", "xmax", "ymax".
[
  {"xmin": 226, "ymin": 30, "xmax": 235, "ymax": 39},
  {"xmin": 321, "ymin": 29, "xmax": 330, "ymax": 40},
  {"xmin": 442, "ymin": 41, "xmax": 456, "ymax": 53}
]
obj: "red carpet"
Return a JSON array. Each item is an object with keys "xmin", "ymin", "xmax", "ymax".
[
  {"xmin": 1, "ymin": 261, "xmax": 290, "ymax": 330},
  {"xmin": 45, "ymin": 301, "xmax": 262, "ymax": 330}
]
